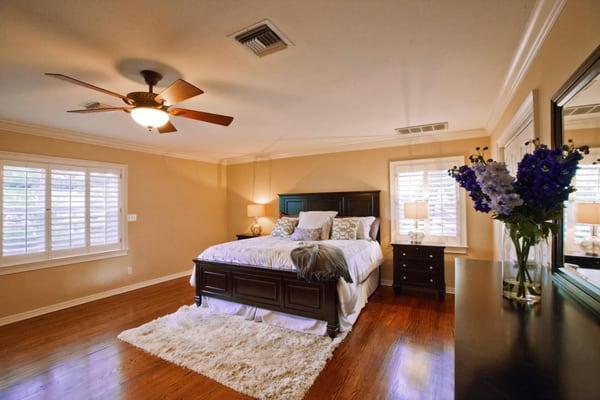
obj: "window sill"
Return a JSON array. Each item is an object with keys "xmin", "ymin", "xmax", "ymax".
[
  {"xmin": 0, "ymin": 249, "xmax": 128, "ymax": 276},
  {"xmin": 445, "ymin": 246, "xmax": 468, "ymax": 254}
]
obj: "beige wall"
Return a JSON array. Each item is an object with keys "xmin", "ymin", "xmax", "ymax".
[
  {"xmin": 490, "ymin": 0, "xmax": 600, "ymax": 151},
  {"xmin": 0, "ymin": 130, "xmax": 228, "ymax": 318},
  {"xmin": 565, "ymin": 127, "xmax": 600, "ymax": 149},
  {"xmin": 226, "ymin": 137, "xmax": 494, "ymax": 288}
]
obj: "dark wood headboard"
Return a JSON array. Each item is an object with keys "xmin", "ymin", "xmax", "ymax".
[{"xmin": 278, "ymin": 191, "xmax": 380, "ymax": 218}]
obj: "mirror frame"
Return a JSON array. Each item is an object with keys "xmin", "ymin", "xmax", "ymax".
[{"xmin": 551, "ymin": 44, "xmax": 600, "ymax": 316}]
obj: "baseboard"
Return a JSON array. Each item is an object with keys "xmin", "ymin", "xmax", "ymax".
[
  {"xmin": 380, "ymin": 279, "xmax": 455, "ymax": 294},
  {"xmin": 0, "ymin": 270, "xmax": 191, "ymax": 326}
]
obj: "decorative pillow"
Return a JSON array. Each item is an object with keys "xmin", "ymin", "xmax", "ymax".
[
  {"xmin": 298, "ymin": 211, "xmax": 338, "ymax": 240},
  {"xmin": 369, "ymin": 218, "xmax": 381, "ymax": 241},
  {"xmin": 290, "ymin": 227, "xmax": 322, "ymax": 241},
  {"xmin": 331, "ymin": 218, "xmax": 360, "ymax": 240},
  {"xmin": 356, "ymin": 216, "xmax": 376, "ymax": 240},
  {"xmin": 271, "ymin": 217, "xmax": 299, "ymax": 237}
]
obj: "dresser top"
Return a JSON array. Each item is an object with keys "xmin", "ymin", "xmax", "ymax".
[{"xmin": 455, "ymin": 259, "xmax": 600, "ymax": 400}]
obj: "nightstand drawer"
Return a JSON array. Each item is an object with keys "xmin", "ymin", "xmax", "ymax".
[
  {"xmin": 396, "ymin": 258, "xmax": 439, "ymax": 272},
  {"xmin": 398, "ymin": 270, "xmax": 437, "ymax": 287},
  {"xmin": 395, "ymin": 245, "xmax": 442, "ymax": 261}
]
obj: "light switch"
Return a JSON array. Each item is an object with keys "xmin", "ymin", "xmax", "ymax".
[{"xmin": 127, "ymin": 214, "xmax": 137, "ymax": 222}]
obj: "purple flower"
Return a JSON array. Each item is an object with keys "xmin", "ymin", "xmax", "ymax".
[
  {"xmin": 473, "ymin": 162, "xmax": 523, "ymax": 217},
  {"xmin": 449, "ymin": 165, "xmax": 491, "ymax": 213}
]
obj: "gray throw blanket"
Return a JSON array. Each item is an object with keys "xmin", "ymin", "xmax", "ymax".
[{"xmin": 290, "ymin": 244, "xmax": 353, "ymax": 283}]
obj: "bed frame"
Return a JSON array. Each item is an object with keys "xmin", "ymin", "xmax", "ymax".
[{"xmin": 193, "ymin": 190, "xmax": 380, "ymax": 337}]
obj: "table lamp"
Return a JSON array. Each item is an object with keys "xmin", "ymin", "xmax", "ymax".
[
  {"xmin": 404, "ymin": 201, "xmax": 428, "ymax": 244},
  {"xmin": 576, "ymin": 202, "xmax": 600, "ymax": 256},
  {"xmin": 247, "ymin": 204, "xmax": 266, "ymax": 236}
]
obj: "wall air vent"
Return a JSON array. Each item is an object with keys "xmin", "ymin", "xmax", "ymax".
[
  {"xmin": 564, "ymin": 103, "xmax": 600, "ymax": 116},
  {"xmin": 395, "ymin": 122, "xmax": 449, "ymax": 135},
  {"xmin": 230, "ymin": 19, "xmax": 293, "ymax": 57}
]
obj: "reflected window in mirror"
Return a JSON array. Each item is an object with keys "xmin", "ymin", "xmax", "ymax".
[{"xmin": 560, "ymin": 69, "xmax": 600, "ymax": 292}]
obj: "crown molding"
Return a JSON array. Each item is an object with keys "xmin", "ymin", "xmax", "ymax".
[
  {"xmin": 222, "ymin": 129, "xmax": 488, "ymax": 165},
  {"xmin": 485, "ymin": 0, "xmax": 567, "ymax": 133},
  {"xmin": 0, "ymin": 119, "xmax": 222, "ymax": 164}
]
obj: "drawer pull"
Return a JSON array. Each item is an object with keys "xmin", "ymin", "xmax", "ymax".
[
  {"xmin": 429, "ymin": 266, "xmax": 433, "ymax": 270},
  {"xmin": 403, "ymin": 276, "xmax": 407, "ymax": 280},
  {"xmin": 402, "ymin": 263, "xmax": 406, "ymax": 267},
  {"xmin": 429, "ymin": 254, "xmax": 433, "ymax": 258},
  {"xmin": 402, "ymin": 252, "xmax": 406, "ymax": 256},
  {"xmin": 429, "ymin": 278, "xmax": 433, "ymax": 283}
]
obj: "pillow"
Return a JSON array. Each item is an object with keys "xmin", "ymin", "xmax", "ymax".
[
  {"xmin": 290, "ymin": 227, "xmax": 322, "ymax": 241},
  {"xmin": 356, "ymin": 216, "xmax": 376, "ymax": 240},
  {"xmin": 331, "ymin": 218, "xmax": 360, "ymax": 240},
  {"xmin": 369, "ymin": 218, "xmax": 381, "ymax": 241},
  {"xmin": 271, "ymin": 217, "xmax": 299, "ymax": 237},
  {"xmin": 297, "ymin": 211, "xmax": 338, "ymax": 240}
]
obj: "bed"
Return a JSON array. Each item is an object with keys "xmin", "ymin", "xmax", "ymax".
[{"xmin": 192, "ymin": 191, "xmax": 382, "ymax": 337}]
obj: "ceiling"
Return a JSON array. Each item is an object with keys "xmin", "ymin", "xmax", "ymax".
[{"xmin": 0, "ymin": 0, "xmax": 536, "ymax": 163}]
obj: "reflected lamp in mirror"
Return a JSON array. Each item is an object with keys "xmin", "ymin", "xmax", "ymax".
[
  {"xmin": 247, "ymin": 204, "xmax": 266, "ymax": 236},
  {"xmin": 576, "ymin": 203, "xmax": 600, "ymax": 256},
  {"xmin": 404, "ymin": 201, "xmax": 428, "ymax": 244}
]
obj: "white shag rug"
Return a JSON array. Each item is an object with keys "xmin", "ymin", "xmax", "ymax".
[{"xmin": 118, "ymin": 305, "xmax": 348, "ymax": 400}]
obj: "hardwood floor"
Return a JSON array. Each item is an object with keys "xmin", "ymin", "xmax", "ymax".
[{"xmin": 0, "ymin": 278, "xmax": 454, "ymax": 400}]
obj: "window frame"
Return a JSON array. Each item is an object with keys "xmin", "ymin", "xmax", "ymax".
[
  {"xmin": 0, "ymin": 151, "xmax": 128, "ymax": 274},
  {"xmin": 389, "ymin": 156, "xmax": 468, "ymax": 253}
]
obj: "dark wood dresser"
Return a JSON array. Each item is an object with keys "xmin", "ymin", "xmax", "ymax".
[
  {"xmin": 392, "ymin": 243, "xmax": 445, "ymax": 299},
  {"xmin": 455, "ymin": 259, "xmax": 600, "ymax": 400}
]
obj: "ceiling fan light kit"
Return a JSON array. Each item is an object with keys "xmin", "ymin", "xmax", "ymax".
[{"xmin": 45, "ymin": 69, "xmax": 233, "ymax": 134}]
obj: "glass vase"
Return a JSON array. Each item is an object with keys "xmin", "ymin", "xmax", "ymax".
[{"xmin": 501, "ymin": 225, "xmax": 543, "ymax": 304}]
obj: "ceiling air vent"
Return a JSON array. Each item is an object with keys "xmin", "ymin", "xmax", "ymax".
[
  {"xmin": 395, "ymin": 122, "xmax": 448, "ymax": 135},
  {"xmin": 564, "ymin": 103, "xmax": 600, "ymax": 116},
  {"xmin": 231, "ymin": 19, "xmax": 293, "ymax": 57}
]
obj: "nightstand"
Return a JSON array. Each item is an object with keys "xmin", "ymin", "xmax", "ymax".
[
  {"xmin": 236, "ymin": 234, "xmax": 260, "ymax": 240},
  {"xmin": 392, "ymin": 243, "xmax": 446, "ymax": 299}
]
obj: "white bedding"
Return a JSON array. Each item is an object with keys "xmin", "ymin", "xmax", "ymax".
[{"xmin": 189, "ymin": 236, "xmax": 383, "ymax": 334}]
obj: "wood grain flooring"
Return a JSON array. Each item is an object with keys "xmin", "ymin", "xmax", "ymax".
[{"xmin": 0, "ymin": 278, "xmax": 454, "ymax": 400}]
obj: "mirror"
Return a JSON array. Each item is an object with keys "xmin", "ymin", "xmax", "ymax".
[{"xmin": 551, "ymin": 45, "xmax": 600, "ymax": 315}]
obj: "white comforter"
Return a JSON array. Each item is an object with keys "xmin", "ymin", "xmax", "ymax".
[{"xmin": 190, "ymin": 236, "xmax": 383, "ymax": 316}]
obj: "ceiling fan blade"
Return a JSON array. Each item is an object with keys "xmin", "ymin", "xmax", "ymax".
[
  {"xmin": 45, "ymin": 73, "xmax": 131, "ymax": 103},
  {"xmin": 67, "ymin": 107, "xmax": 131, "ymax": 113},
  {"xmin": 155, "ymin": 79, "xmax": 203, "ymax": 105},
  {"xmin": 169, "ymin": 108, "xmax": 233, "ymax": 126},
  {"xmin": 158, "ymin": 120, "xmax": 177, "ymax": 134}
]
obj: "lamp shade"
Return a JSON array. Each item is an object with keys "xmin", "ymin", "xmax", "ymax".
[
  {"xmin": 576, "ymin": 203, "xmax": 600, "ymax": 225},
  {"xmin": 247, "ymin": 204, "xmax": 266, "ymax": 218},
  {"xmin": 404, "ymin": 201, "xmax": 428, "ymax": 220}
]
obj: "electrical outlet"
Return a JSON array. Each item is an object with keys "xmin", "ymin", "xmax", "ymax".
[
  {"xmin": 127, "ymin": 214, "xmax": 137, "ymax": 222},
  {"xmin": 127, "ymin": 266, "xmax": 133, "ymax": 275}
]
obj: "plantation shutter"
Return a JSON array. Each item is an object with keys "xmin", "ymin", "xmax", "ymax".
[
  {"xmin": 396, "ymin": 171, "xmax": 425, "ymax": 235},
  {"xmin": 89, "ymin": 170, "xmax": 121, "ymax": 247},
  {"xmin": 573, "ymin": 163, "xmax": 600, "ymax": 243},
  {"xmin": 51, "ymin": 169, "xmax": 86, "ymax": 251},
  {"xmin": 427, "ymin": 170, "xmax": 458, "ymax": 237},
  {"xmin": 1, "ymin": 164, "xmax": 46, "ymax": 257}
]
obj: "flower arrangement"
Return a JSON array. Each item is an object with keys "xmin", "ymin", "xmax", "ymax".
[{"xmin": 449, "ymin": 139, "xmax": 589, "ymax": 302}]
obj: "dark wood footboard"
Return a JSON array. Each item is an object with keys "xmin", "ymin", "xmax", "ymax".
[{"xmin": 194, "ymin": 259, "xmax": 340, "ymax": 337}]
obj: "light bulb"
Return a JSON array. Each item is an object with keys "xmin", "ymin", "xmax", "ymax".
[{"xmin": 131, "ymin": 107, "xmax": 169, "ymax": 128}]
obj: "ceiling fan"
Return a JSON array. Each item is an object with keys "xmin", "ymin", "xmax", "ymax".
[{"xmin": 45, "ymin": 70, "xmax": 234, "ymax": 133}]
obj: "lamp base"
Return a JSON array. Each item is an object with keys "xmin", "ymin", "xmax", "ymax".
[
  {"xmin": 250, "ymin": 221, "xmax": 262, "ymax": 236},
  {"xmin": 580, "ymin": 235, "xmax": 599, "ymax": 257},
  {"xmin": 408, "ymin": 231, "xmax": 425, "ymax": 244}
]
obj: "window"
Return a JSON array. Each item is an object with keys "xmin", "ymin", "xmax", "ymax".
[
  {"xmin": 564, "ymin": 149, "xmax": 600, "ymax": 252},
  {"xmin": 389, "ymin": 156, "xmax": 467, "ymax": 250},
  {"xmin": 1, "ymin": 152, "xmax": 127, "ymax": 270}
]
